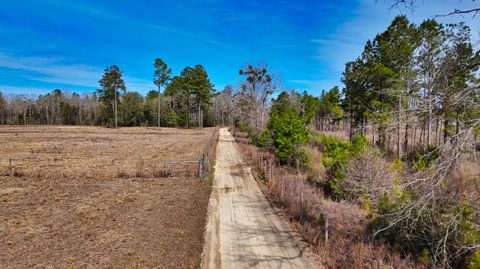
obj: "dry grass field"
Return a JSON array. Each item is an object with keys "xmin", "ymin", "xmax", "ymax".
[
  {"xmin": 0, "ymin": 126, "xmax": 215, "ymax": 178},
  {"xmin": 0, "ymin": 126, "xmax": 216, "ymax": 269}
]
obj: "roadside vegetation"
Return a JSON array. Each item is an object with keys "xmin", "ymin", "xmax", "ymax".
[{"xmin": 232, "ymin": 16, "xmax": 479, "ymax": 269}]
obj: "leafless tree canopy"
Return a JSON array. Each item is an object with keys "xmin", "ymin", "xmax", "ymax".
[
  {"xmin": 235, "ymin": 63, "xmax": 277, "ymax": 131},
  {"xmin": 385, "ymin": 0, "xmax": 480, "ymax": 17}
]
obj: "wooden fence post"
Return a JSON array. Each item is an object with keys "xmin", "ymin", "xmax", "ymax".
[
  {"xmin": 61, "ymin": 159, "xmax": 65, "ymax": 178},
  {"xmin": 325, "ymin": 214, "xmax": 329, "ymax": 244},
  {"xmin": 263, "ymin": 160, "xmax": 267, "ymax": 178},
  {"xmin": 163, "ymin": 160, "xmax": 167, "ymax": 177},
  {"xmin": 300, "ymin": 185, "xmax": 304, "ymax": 224},
  {"xmin": 281, "ymin": 177, "xmax": 284, "ymax": 200},
  {"xmin": 198, "ymin": 159, "xmax": 203, "ymax": 177},
  {"xmin": 112, "ymin": 158, "xmax": 116, "ymax": 178},
  {"xmin": 9, "ymin": 158, "xmax": 13, "ymax": 176},
  {"xmin": 270, "ymin": 165, "xmax": 273, "ymax": 184}
]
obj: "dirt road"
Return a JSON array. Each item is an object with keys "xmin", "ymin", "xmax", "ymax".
[{"xmin": 202, "ymin": 128, "xmax": 316, "ymax": 269}]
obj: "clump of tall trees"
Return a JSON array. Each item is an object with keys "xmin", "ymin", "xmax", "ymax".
[
  {"xmin": 164, "ymin": 65, "xmax": 214, "ymax": 128},
  {"xmin": 342, "ymin": 16, "xmax": 479, "ymax": 158},
  {"xmin": 340, "ymin": 17, "xmax": 479, "ymax": 268}
]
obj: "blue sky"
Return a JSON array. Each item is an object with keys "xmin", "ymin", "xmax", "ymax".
[{"xmin": 0, "ymin": 0, "xmax": 478, "ymax": 96}]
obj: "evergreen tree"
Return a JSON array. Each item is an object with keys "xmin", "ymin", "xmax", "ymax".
[
  {"xmin": 153, "ymin": 58, "xmax": 171, "ymax": 127},
  {"xmin": 119, "ymin": 91, "xmax": 145, "ymax": 126},
  {"xmin": 263, "ymin": 91, "xmax": 310, "ymax": 162},
  {"xmin": 97, "ymin": 65, "xmax": 126, "ymax": 128}
]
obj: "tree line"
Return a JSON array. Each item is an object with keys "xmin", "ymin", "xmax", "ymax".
[
  {"xmin": 0, "ymin": 62, "xmax": 283, "ymax": 131},
  {"xmin": 0, "ymin": 59, "xmax": 216, "ymax": 128}
]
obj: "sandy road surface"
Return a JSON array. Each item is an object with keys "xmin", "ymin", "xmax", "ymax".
[{"xmin": 202, "ymin": 128, "xmax": 316, "ymax": 269}]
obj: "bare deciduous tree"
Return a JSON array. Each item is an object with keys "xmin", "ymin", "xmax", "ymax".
[{"xmin": 236, "ymin": 63, "xmax": 277, "ymax": 131}]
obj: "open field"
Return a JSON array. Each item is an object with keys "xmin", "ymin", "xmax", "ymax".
[
  {"xmin": 0, "ymin": 126, "xmax": 216, "ymax": 268},
  {"xmin": 0, "ymin": 126, "xmax": 215, "ymax": 178}
]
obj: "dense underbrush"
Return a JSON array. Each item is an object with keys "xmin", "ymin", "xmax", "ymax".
[
  {"xmin": 232, "ymin": 125, "xmax": 479, "ymax": 268},
  {"xmin": 231, "ymin": 127, "xmax": 421, "ymax": 268}
]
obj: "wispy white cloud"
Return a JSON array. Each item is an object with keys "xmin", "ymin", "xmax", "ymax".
[
  {"xmin": 43, "ymin": 1, "xmax": 229, "ymax": 48},
  {"xmin": 0, "ymin": 51, "xmax": 101, "ymax": 87},
  {"xmin": 0, "ymin": 51, "xmax": 154, "ymax": 94},
  {"xmin": 0, "ymin": 85, "xmax": 51, "ymax": 95},
  {"xmin": 289, "ymin": 79, "xmax": 324, "ymax": 88},
  {"xmin": 139, "ymin": 21, "xmax": 229, "ymax": 47}
]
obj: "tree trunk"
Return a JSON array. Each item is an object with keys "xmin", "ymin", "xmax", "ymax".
[
  {"xmin": 473, "ymin": 133, "xmax": 477, "ymax": 162},
  {"xmin": 114, "ymin": 86, "xmax": 118, "ymax": 128},
  {"xmin": 412, "ymin": 125, "xmax": 417, "ymax": 153},
  {"xmin": 157, "ymin": 85, "xmax": 161, "ymax": 128},
  {"xmin": 388, "ymin": 135, "xmax": 391, "ymax": 152},
  {"xmin": 455, "ymin": 110, "xmax": 460, "ymax": 146},
  {"xmin": 372, "ymin": 123, "xmax": 375, "ymax": 146},
  {"xmin": 78, "ymin": 102, "xmax": 82, "ymax": 125},
  {"xmin": 362, "ymin": 115, "xmax": 366, "ymax": 136},
  {"xmin": 349, "ymin": 111, "xmax": 354, "ymax": 142},
  {"xmin": 427, "ymin": 97, "xmax": 432, "ymax": 145},
  {"xmin": 438, "ymin": 117, "xmax": 443, "ymax": 145},
  {"xmin": 29, "ymin": 103, "xmax": 32, "ymax": 124},
  {"xmin": 443, "ymin": 119, "xmax": 449, "ymax": 144},
  {"xmin": 420, "ymin": 122, "xmax": 424, "ymax": 146},
  {"xmin": 397, "ymin": 94, "xmax": 402, "ymax": 159},
  {"xmin": 404, "ymin": 111, "xmax": 409, "ymax": 154},
  {"xmin": 198, "ymin": 102, "xmax": 201, "ymax": 128},
  {"xmin": 187, "ymin": 98, "xmax": 190, "ymax": 129},
  {"xmin": 46, "ymin": 104, "xmax": 49, "ymax": 125}
]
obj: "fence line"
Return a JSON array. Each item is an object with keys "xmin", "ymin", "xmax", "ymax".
[
  {"xmin": 1, "ymin": 128, "xmax": 220, "ymax": 179},
  {"xmin": 229, "ymin": 127, "xmax": 332, "ymax": 247}
]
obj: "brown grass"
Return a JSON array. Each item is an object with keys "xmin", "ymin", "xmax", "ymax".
[
  {"xmin": 0, "ymin": 126, "xmax": 216, "ymax": 269},
  {"xmin": 0, "ymin": 125, "xmax": 214, "ymax": 178}
]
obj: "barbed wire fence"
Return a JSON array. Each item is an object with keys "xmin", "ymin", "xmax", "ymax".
[
  {"xmin": 228, "ymin": 125, "xmax": 332, "ymax": 246},
  {"xmin": 1, "ymin": 128, "xmax": 219, "ymax": 179}
]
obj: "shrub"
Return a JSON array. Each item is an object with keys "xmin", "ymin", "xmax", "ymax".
[
  {"xmin": 304, "ymin": 146, "xmax": 326, "ymax": 183},
  {"xmin": 293, "ymin": 145, "xmax": 311, "ymax": 168},
  {"xmin": 467, "ymin": 250, "xmax": 480, "ymax": 269},
  {"xmin": 343, "ymin": 148, "xmax": 396, "ymax": 204},
  {"xmin": 369, "ymin": 182, "xmax": 480, "ymax": 268},
  {"xmin": 411, "ymin": 145, "xmax": 440, "ymax": 171},
  {"xmin": 263, "ymin": 95, "xmax": 310, "ymax": 163},
  {"xmin": 391, "ymin": 158, "xmax": 405, "ymax": 173},
  {"xmin": 316, "ymin": 134, "xmax": 367, "ymax": 197},
  {"xmin": 236, "ymin": 121, "xmax": 261, "ymax": 145}
]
